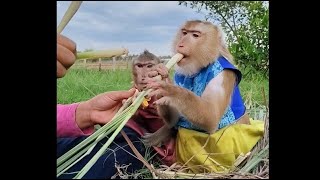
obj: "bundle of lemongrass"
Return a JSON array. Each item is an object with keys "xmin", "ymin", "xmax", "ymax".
[{"xmin": 57, "ymin": 53, "xmax": 184, "ymax": 179}]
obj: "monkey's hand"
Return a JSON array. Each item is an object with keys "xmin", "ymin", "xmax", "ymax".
[
  {"xmin": 146, "ymin": 81, "xmax": 183, "ymax": 107},
  {"xmin": 147, "ymin": 63, "xmax": 171, "ymax": 83}
]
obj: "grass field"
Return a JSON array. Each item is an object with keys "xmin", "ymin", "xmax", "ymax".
[
  {"xmin": 57, "ymin": 67, "xmax": 269, "ymax": 114},
  {"xmin": 57, "ymin": 68, "xmax": 134, "ymax": 104}
]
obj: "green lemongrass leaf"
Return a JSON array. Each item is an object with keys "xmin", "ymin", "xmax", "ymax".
[
  {"xmin": 57, "ymin": 106, "xmax": 133, "ymax": 169},
  {"xmin": 57, "ymin": 109, "xmax": 134, "ymax": 177},
  {"xmin": 57, "ymin": 119, "xmax": 123, "ymax": 174},
  {"xmin": 239, "ymin": 143, "xmax": 269, "ymax": 173},
  {"xmin": 57, "ymin": 119, "xmax": 123, "ymax": 177},
  {"xmin": 57, "ymin": 106, "xmax": 132, "ymax": 167},
  {"xmin": 58, "ymin": 104, "xmax": 130, "ymax": 170},
  {"xmin": 57, "ymin": 144, "xmax": 92, "ymax": 177},
  {"xmin": 57, "ymin": 121, "xmax": 120, "ymax": 174},
  {"xmin": 76, "ymin": 48, "xmax": 128, "ymax": 60},
  {"xmin": 114, "ymin": 96, "xmax": 133, "ymax": 117},
  {"xmin": 57, "ymin": 1, "xmax": 82, "ymax": 34},
  {"xmin": 74, "ymin": 91, "xmax": 148, "ymax": 179}
]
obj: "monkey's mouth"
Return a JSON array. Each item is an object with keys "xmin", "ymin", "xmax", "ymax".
[
  {"xmin": 176, "ymin": 48, "xmax": 188, "ymax": 56},
  {"xmin": 139, "ymin": 83, "xmax": 148, "ymax": 90},
  {"xmin": 177, "ymin": 55, "xmax": 188, "ymax": 65}
]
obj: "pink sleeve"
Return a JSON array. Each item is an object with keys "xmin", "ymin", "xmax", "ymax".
[{"xmin": 57, "ymin": 103, "xmax": 94, "ymax": 138}]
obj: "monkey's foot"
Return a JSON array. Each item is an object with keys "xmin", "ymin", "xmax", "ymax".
[{"xmin": 142, "ymin": 132, "xmax": 163, "ymax": 147}]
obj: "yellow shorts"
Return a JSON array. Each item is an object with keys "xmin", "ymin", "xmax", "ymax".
[{"xmin": 176, "ymin": 119, "xmax": 265, "ymax": 173}]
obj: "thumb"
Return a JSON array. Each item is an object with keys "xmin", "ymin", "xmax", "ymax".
[{"xmin": 107, "ymin": 88, "xmax": 136, "ymax": 101}]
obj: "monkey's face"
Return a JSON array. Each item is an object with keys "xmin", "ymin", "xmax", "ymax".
[
  {"xmin": 173, "ymin": 22, "xmax": 219, "ymax": 76},
  {"xmin": 133, "ymin": 61, "xmax": 157, "ymax": 91}
]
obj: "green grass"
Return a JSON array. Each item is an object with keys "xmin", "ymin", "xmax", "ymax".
[
  {"xmin": 239, "ymin": 73, "xmax": 269, "ymax": 107},
  {"xmin": 57, "ymin": 68, "xmax": 269, "ymax": 108},
  {"xmin": 57, "ymin": 69, "xmax": 134, "ymax": 104}
]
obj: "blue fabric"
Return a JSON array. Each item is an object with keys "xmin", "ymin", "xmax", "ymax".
[
  {"xmin": 57, "ymin": 127, "xmax": 146, "ymax": 179},
  {"xmin": 174, "ymin": 56, "xmax": 246, "ymax": 131}
]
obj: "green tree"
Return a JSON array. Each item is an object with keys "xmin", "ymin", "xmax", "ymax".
[{"xmin": 179, "ymin": 1, "xmax": 269, "ymax": 77}]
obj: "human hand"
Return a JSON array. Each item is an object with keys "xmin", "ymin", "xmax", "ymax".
[
  {"xmin": 57, "ymin": 34, "xmax": 76, "ymax": 78},
  {"xmin": 75, "ymin": 88, "xmax": 136, "ymax": 130}
]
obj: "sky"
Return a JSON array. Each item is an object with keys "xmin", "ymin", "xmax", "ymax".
[{"xmin": 57, "ymin": 1, "xmax": 209, "ymax": 56}]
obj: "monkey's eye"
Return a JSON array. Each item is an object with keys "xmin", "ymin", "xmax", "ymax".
[
  {"xmin": 146, "ymin": 64, "xmax": 154, "ymax": 68},
  {"xmin": 182, "ymin": 31, "xmax": 187, "ymax": 35},
  {"xmin": 193, "ymin": 33, "xmax": 199, "ymax": 38},
  {"xmin": 136, "ymin": 64, "xmax": 143, "ymax": 68}
]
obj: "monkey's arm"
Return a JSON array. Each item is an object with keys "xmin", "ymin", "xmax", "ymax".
[
  {"xmin": 157, "ymin": 104, "xmax": 180, "ymax": 127},
  {"xmin": 148, "ymin": 70, "xmax": 236, "ymax": 134},
  {"xmin": 198, "ymin": 70, "xmax": 236, "ymax": 133}
]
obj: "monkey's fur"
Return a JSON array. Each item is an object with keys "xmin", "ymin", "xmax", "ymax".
[
  {"xmin": 130, "ymin": 50, "xmax": 178, "ymax": 147},
  {"xmin": 142, "ymin": 20, "xmax": 250, "ymax": 147},
  {"xmin": 132, "ymin": 50, "xmax": 161, "ymax": 91}
]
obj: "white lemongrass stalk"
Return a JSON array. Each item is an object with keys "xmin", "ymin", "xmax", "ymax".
[
  {"xmin": 76, "ymin": 48, "xmax": 129, "ymax": 60},
  {"xmin": 57, "ymin": 1, "xmax": 83, "ymax": 34},
  {"xmin": 165, "ymin": 53, "xmax": 183, "ymax": 70}
]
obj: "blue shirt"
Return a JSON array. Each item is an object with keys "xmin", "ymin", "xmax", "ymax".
[{"xmin": 174, "ymin": 56, "xmax": 246, "ymax": 132}]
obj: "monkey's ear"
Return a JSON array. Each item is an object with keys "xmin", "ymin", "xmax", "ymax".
[
  {"xmin": 215, "ymin": 25, "xmax": 228, "ymax": 48},
  {"xmin": 215, "ymin": 25, "xmax": 234, "ymax": 63}
]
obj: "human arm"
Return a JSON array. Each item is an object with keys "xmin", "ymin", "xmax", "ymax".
[{"xmin": 57, "ymin": 89, "xmax": 136, "ymax": 137}]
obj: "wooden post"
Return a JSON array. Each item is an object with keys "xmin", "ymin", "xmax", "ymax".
[
  {"xmin": 112, "ymin": 56, "xmax": 116, "ymax": 71},
  {"xmin": 126, "ymin": 58, "xmax": 128, "ymax": 69}
]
